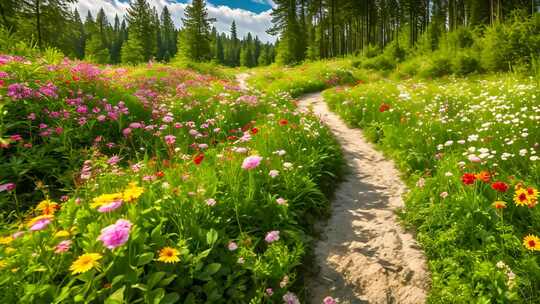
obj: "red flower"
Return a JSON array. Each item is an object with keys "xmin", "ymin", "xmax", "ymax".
[
  {"xmin": 155, "ymin": 171, "xmax": 165, "ymax": 178},
  {"xmin": 193, "ymin": 153, "xmax": 204, "ymax": 165},
  {"xmin": 491, "ymin": 181, "xmax": 509, "ymax": 193},
  {"xmin": 227, "ymin": 135, "xmax": 237, "ymax": 141},
  {"xmin": 461, "ymin": 173, "xmax": 476, "ymax": 185},
  {"xmin": 250, "ymin": 127, "xmax": 259, "ymax": 135},
  {"xmin": 279, "ymin": 119, "xmax": 288, "ymax": 126},
  {"xmin": 379, "ymin": 103, "xmax": 390, "ymax": 112}
]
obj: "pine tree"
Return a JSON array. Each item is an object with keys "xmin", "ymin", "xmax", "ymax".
[
  {"xmin": 123, "ymin": 0, "xmax": 157, "ymax": 62},
  {"xmin": 73, "ymin": 9, "xmax": 85, "ymax": 59},
  {"xmin": 178, "ymin": 0, "xmax": 215, "ymax": 61},
  {"xmin": 228, "ymin": 20, "xmax": 240, "ymax": 66},
  {"xmin": 160, "ymin": 6, "xmax": 177, "ymax": 61},
  {"xmin": 216, "ymin": 34, "xmax": 225, "ymax": 63}
]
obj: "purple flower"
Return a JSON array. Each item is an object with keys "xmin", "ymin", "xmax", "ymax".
[
  {"xmin": 265, "ymin": 230, "xmax": 280, "ymax": 243},
  {"xmin": 38, "ymin": 82, "xmax": 58, "ymax": 98},
  {"xmin": 97, "ymin": 219, "xmax": 132, "ymax": 250},
  {"xmin": 282, "ymin": 292, "xmax": 300, "ymax": 304},
  {"xmin": 241, "ymin": 155, "xmax": 263, "ymax": 170},
  {"xmin": 98, "ymin": 200, "xmax": 123, "ymax": 213},
  {"xmin": 7, "ymin": 83, "xmax": 33, "ymax": 100},
  {"xmin": 0, "ymin": 183, "xmax": 16, "ymax": 192}
]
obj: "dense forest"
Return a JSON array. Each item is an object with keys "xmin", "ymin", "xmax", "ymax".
[{"xmin": 0, "ymin": 0, "xmax": 276, "ymax": 67}]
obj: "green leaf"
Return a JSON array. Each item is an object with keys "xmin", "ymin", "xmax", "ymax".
[
  {"xmin": 159, "ymin": 274, "xmax": 177, "ymax": 287},
  {"xmin": 196, "ymin": 263, "xmax": 221, "ymax": 281},
  {"xmin": 105, "ymin": 286, "xmax": 125, "ymax": 304},
  {"xmin": 137, "ymin": 252, "xmax": 155, "ymax": 266},
  {"xmin": 147, "ymin": 272, "xmax": 166, "ymax": 290},
  {"xmin": 206, "ymin": 229, "xmax": 218, "ymax": 246},
  {"xmin": 161, "ymin": 292, "xmax": 180, "ymax": 304}
]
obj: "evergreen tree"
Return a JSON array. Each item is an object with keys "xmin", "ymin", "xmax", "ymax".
[
  {"xmin": 73, "ymin": 9, "xmax": 85, "ymax": 59},
  {"xmin": 178, "ymin": 0, "xmax": 215, "ymax": 61},
  {"xmin": 123, "ymin": 0, "xmax": 157, "ymax": 62},
  {"xmin": 216, "ymin": 33, "xmax": 225, "ymax": 64},
  {"xmin": 160, "ymin": 6, "xmax": 177, "ymax": 61}
]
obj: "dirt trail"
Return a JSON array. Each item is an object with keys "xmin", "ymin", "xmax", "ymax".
[{"xmin": 236, "ymin": 74, "xmax": 430, "ymax": 304}]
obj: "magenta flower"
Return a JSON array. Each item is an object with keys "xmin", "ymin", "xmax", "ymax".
[
  {"xmin": 323, "ymin": 296, "xmax": 338, "ymax": 304},
  {"xmin": 54, "ymin": 240, "xmax": 72, "ymax": 254},
  {"xmin": 122, "ymin": 128, "xmax": 132, "ymax": 137},
  {"xmin": 7, "ymin": 83, "xmax": 33, "ymax": 100},
  {"xmin": 0, "ymin": 183, "xmax": 16, "ymax": 192},
  {"xmin": 30, "ymin": 218, "xmax": 52, "ymax": 231},
  {"xmin": 265, "ymin": 230, "xmax": 280, "ymax": 243},
  {"xmin": 164, "ymin": 135, "xmax": 176, "ymax": 145},
  {"xmin": 97, "ymin": 219, "xmax": 132, "ymax": 250},
  {"xmin": 98, "ymin": 200, "xmax": 123, "ymax": 213},
  {"xmin": 38, "ymin": 82, "xmax": 58, "ymax": 98},
  {"xmin": 241, "ymin": 155, "xmax": 263, "ymax": 170}
]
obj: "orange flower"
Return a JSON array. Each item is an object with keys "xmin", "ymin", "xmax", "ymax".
[
  {"xmin": 492, "ymin": 201, "xmax": 507, "ymax": 210},
  {"xmin": 475, "ymin": 171, "xmax": 491, "ymax": 183}
]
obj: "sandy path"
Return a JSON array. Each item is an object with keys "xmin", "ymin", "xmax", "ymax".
[{"xmin": 236, "ymin": 74, "xmax": 430, "ymax": 303}]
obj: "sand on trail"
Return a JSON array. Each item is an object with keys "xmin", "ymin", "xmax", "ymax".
[{"xmin": 236, "ymin": 74, "xmax": 430, "ymax": 304}]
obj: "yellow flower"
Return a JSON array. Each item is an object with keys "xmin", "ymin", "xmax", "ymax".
[
  {"xmin": 0, "ymin": 260, "xmax": 7, "ymax": 269},
  {"xmin": 523, "ymin": 235, "xmax": 540, "ymax": 251},
  {"xmin": 492, "ymin": 201, "xmax": 507, "ymax": 210},
  {"xmin": 0, "ymin": 236, "xmax": 13, "ymax": 245},
  {"xmin": 36, "ymin": 199, "xmax": 60, "ymax": 215},
  {"xmin": 4, "ymin": 247, "xmax": 16, "ymax": 254},
  {"xmin": 70, "ymin": 253, "xmax": 102, "ymax": 274},
  {"xmin": 514, "ymin": 188, "xmax": 530, "ymax": 207},
  {"xmin": 123, "ymin": 183, "xmax": 144, "ymax": 203},
  {"xmin": 54, "ymin": 230, "xmax": 70, "ymax": 238},
  {"xmin": 158, "ymin": 247, "xmax": 180, "ymax": 263},
  {"xmin": 91, "ymin": 193, "xmax": 123, "ymax": 208}
]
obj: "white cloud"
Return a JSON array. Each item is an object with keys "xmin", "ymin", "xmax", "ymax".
[{"xmin": 75, "ymin": 0, "xmax": 276, "ymax": 42}]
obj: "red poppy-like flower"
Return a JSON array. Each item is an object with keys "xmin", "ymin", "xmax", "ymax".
[
  {"xmin": 250, "ymin": 127, "xmax": 259, "ymax": 135},
  {"xmin": 279, "ymin": 119, "xmax": 288, "ymax": 126},
  {"xmin": 155, "ymin": 171, "xmax": 165, "ymax": 178},
  {"xmin": 491, "ymin": 181, "xmax": 509, "ymax": 193},
  {"xmin": 475, "ymin": 171, "xmax": 491, "ymax": 183},
  {"xmin": 379, "ymin": 103, "xmax": 390, "ymax": 112},
  {"xmin": 461, "ymin": 173, "xmax": 476, "ymax": 185},
  {"xmin": 193, "ymin": 153, "xmax": 204, "ymax": 165},
  {"xmin": 227, "ymin": 135, "xmax": 237, "ymax": 141}
]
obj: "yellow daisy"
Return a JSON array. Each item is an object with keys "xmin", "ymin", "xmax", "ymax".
[
  {"xmin": 123, "ymin": 183, "xmax": 144, "ymax": 203},
  {"xmin": 492, "ymin": 201, "xmax": 507, "ymax": 210},
  {"xmin": 523, "ymin": 235, "xmax": 540, "ymax": 251},
  {"xmin": 158, "ymin": 247, "xmax": 180, "ymax": 263},
  {"xmin": 54, "ymin": 230, "xmax": 70, "ymax": 238},
  {"xmin": 514, "ymin": 188, "xmax": 530, "ymax": 207},
  {"xmin": 0, "ymin": 236, "xmax": 13, "ymax": 245},
  {"xmin": 69, "ymin": 253, "xmax": 103, "ymax": 274}
]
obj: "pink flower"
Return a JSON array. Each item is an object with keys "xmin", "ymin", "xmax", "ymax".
[
  {"xmin": 30, "ymin": 218, "xmax": 52, "ymax": 231},
  {"xmin": 242, "ymin": 155, "xmax": 262, "ymax": 170},
  {"xmin": 323, "ymin": 296, "xmax": 338, "ymax": 304},
  {"xmin": 228, "ymin": 241, "xmax": 238, "ymax": 251},
  {"xmin": 282, "ymin": 292, "xmax": 300, "ymax": 304},
  {"xmin": 107, "ymin": 155, "xmax": 121, "ymax": 165},
  {"xmin": 122, "ymin": 128, "xmax": 132, "ymax": 137},
  {"xmin": 98, "ymin": 200, "xmax": 123, "ymax": 213},
  {"xmin": 265, "ymin": 288, "xmax": 273, "ymax": 296},
  {"xmin": 12, "ymin": 231, "xmax": 24, "ymax": 239},
  {"xmin": 54, "ymin": 240, "xmax": 72, "ymax": 254},
  {"xmin": 7, "ymin": 83, "xmax": 33, "ymax": 100},
  {"xmin": 265, "ymin": 230, "xmax": 280, "ymax": 243},
  {"xmin": 276, "ymin": 197, "xmax": 288, "ymax": 205},
  {"xmin": 0, "ymin": 183, "xmax": 16, "ymax": 192},
  {"xmin": 97, "ymin": 219, "xmax": 132, "ymax": 250},
  {"xmin": 164, "ymin": 135, "xmax": 176, "ymax": 145},
  {"xmin": 205, "ymin": 198, "xmax": 217, "ymax": 206},
  {"xmin": 269, "ymin": 170, "xmax": 279, "ymax": 178},
  {"xmin": 440, "ymin": 192, "xmax": 448, "ymax": 199}
]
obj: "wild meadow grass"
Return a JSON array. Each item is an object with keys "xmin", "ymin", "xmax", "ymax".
[
  {"xmin": 0, "ymin": 54, "xmax": 343, "ymax": 303},
  {"xmin": 324, "ymin": 75, "xmax": 540, "ymax": 303}
]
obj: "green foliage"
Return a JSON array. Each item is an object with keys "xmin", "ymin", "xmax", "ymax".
[
  {"xmin": 120, "ymin": 35, "xmax": 145, "ymax": 64},
  {"xmin": 177, "ymin": 0, "xmax": 214, "ymax": 62}
]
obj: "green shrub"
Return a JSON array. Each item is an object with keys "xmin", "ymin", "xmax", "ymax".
[
  {"xmin": 363, "ymin": 44, "xmax": 381, "ymax": 58},
  {"xmin": 362, "ymin": 54, "xmax": 396, "ymax": 71},
  {"xmin": 452, "ymin": 51, "xmax": 482, "ymax": 75},
  {"xmin": 419, "ymin": 53, "xmax": 453, "ymax": 78}
]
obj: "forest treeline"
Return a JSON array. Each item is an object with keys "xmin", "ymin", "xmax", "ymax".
[
  {"xmin": 270, "ymin": 0, "xmax": 540, "ymax": 71},
  {"xmin": 0, "ymin": 0, "xmax": 276, "ymax": 67}
]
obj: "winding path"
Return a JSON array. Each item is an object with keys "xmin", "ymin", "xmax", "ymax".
[{"xmin": 236, "ymin": 74, "xmax": 430, "ymax": 304}]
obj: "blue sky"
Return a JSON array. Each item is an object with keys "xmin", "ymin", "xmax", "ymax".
[{"xmin": 77, "ymin": 0, "xmax": 277, "ymax": 42}]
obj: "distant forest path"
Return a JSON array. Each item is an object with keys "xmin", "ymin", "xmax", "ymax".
[{"xmin": 236, "ymin": 74, "xmax": 430, "ymax": 304}]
